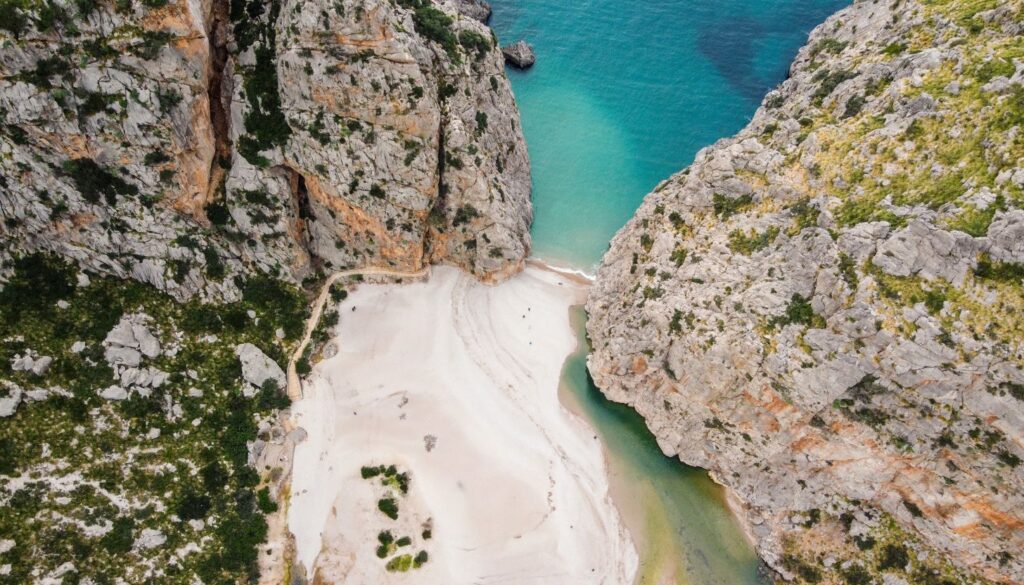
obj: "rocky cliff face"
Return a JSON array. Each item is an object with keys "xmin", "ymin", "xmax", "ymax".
[
  {"xmin": 588, "ymin": 1, "xmax": 1024, "ymax": 583},
  {"xmin": 0, "ymin": 0, "xmax": 530, "ymax": 300}
]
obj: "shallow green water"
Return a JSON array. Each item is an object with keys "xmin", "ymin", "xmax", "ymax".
[{"xmin": 561, "ymin": 309, "xmax": 767, "ymax": 585}]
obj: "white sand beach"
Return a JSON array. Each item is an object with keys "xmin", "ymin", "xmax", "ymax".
[{"xmin": 287, "ymin": 264, "xmax": 637, "ymax": 584}]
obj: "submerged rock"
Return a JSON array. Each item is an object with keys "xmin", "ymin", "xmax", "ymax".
[{"xmin": 502, "ymin": 41, "xmax": 536, "ymax": 69}]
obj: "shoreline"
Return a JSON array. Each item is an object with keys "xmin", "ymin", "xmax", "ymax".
[{"xmin": 285, "ymin": 264, "xmax": 637, "ymax": 583}]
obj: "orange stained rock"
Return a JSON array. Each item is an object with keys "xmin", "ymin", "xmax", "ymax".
[
  {"xmin": 963, "ymin": 499, "xmax": 1024, "ymax": 532},
  {"xmin": 631, "ymin": 355, "xmax": 648, "ymax": 375},
  {"xmin": 303, "ymin": 174, "xmax": 424, "ymax": 270}
]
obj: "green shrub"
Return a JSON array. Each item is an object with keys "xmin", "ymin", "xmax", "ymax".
[
  {"xmin": 882, "ymin": 42, "xmax": 907, "ymax": 57},
  {"xmin": 177, "ymin": 492, "xmax": 212, "ymax": 520},
  {"xmin": 61, "ymin": 158, "xmax": 138, "ymax": 205},
  {"xmin": 975, "ymin": 255, "xmax": 1024, "ymax": 283},
  {"xmin": 19, "ymin": 56, "xmax": 69, "ymax": 89},
  {"xmin": 101, "ymin": 517, "xmax": 135, "ymax": 554},
  {"xmin": 975, "ymin": 58, "xmax": 1014, "ymax": 83},
  {"xmin": 378, "ymin": 497, "xmax": 399, "ymax": 520},
  {"xmin": 402, "ymin": 3, "xmax": 459, "ymax": 62},
  {"xmin": 812, "ymin": 69, "xmax": 856, "ymax": 104},
  {"xmin": 205, "ymin": 201, "xmax": 231, "ymax": 225},
  {"xmin": 256, "ymin": 487, "xmax": 278, "ymax": 513},
  {"xmin": 771, "ymin": 294, "xmax": 826, "ymax": 329},
  {"xmin": 458, "ymin": 29, "xmax": 491, "ymax": 60},
  {"xmin": 386, "ymin": 554, "xmax": 414, "ymax": 572},
  {"xmin": 727, "ymin": 226, "xmax": 779, "ymax": 255},
  {"xmin": 842, "ymin": 94, "xmax": 866, "ymax": 118},
  {"xmin": 0, "ymin": 0, "xmax": 28, "ymax": 37},
  {"xmin": 712, "ymin": 193, "xmax": 754, "ymax": 219},
  {"xmin": 877, "ymin": 543, "xmax": 909, "ymax": 571}
]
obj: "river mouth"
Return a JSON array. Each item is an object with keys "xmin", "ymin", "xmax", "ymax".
[{"xmin": 558, "ymin": 307, "xmax": 768, "ymax": 585}]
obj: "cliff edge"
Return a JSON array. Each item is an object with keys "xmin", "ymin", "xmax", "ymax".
[
  {"xmin": 0, "ymin": 0, "xmax": 531, "ymax": 300},
  {"xmin": 588, "ymin": 1, "xmax": 1024, "ymax": 583}
]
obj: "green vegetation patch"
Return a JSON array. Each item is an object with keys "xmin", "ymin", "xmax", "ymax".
[
  {"xmin": 398, "ymin": 0, "xmax": 460, "ymax": 62},
  {"xmin": 770, "ymin": 294, "xmax": 827, "ymax": 330},
  {"xmin": 713, "ymin": 193, "xmax": 755, "ymax": 220},
  {"xmin": 727, "ymin": 226, "xmax": 780, "ymax": 255},
  {"xmin": 231, "ymin": 0, "xmax": 291, "ymax": 166},
  {"xmin": 0, "ymin": 254, "xmax": 305, "ymax": 583},
  {"xmin": 360, "ymin": 462, "xmax": 429, "ymax": 572},
  {"xmin": 61, "ymin": 158, "xmax": 139, "ymax": 205}
]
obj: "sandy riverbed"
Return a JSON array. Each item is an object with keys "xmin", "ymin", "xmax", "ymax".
[{"xmin": 287, "ymin": 264, "xmax": 637, "ymax": 584}]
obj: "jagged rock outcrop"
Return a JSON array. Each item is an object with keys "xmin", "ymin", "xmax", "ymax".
[
  {"xmin": 588, "ymin": 1, "xmax": 1024, "ymax": 583},
  {"xmin": 452, "ymin": 0, "xmax": 491, "ymax": 23},
  {"xmin": 0, "ymin": 0, "xmax": 530, "ymax": 299},
  {"xmin": 502, "ymin": 40, "xmax": 535, "ymax": 69}
]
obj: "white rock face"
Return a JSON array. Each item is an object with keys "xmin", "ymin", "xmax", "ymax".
[
  {"xmin": 104, "ymin": 314, "xmax": 161, "ymax": 359},
  {"xmin": 0, "ymin": 0, "xmax": 532, "ymax": 298},
  {"xmin": 235, "ymin": 343, "xmax": 286, "ymax": 390}
]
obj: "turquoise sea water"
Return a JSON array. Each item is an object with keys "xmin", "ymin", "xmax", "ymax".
[
  {"xmin": 490, "ymin": 1, "xmax": 848, "ymax": 583},
  {"xmin": 491, "ymin": 0, "xmax": 848, "ymax": 270}
]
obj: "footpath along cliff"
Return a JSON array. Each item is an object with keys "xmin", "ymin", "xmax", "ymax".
[{"xmin": 588, "ymin": 1, "xmax": 1024, "ymax": 583}]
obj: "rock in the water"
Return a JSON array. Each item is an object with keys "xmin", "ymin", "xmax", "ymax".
[
  {"xmin": 453, "ymin": 0, "xmax": 491, "ymax": 22},
  {"xmin": 502, "ymin": 41, "xmax": 536, "ymax": 69},
  {"xmin": 235, "ymin": 344, "xmax": 286, "ymax": 390}
]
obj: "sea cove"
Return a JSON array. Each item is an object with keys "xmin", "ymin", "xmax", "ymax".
[{"xmin": 491, "ymin": 0, "xmax": 849, "ymax": 269}]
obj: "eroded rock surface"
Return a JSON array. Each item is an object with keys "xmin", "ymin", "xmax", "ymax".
[
  {"xmin": 589, "ymin": 1, "xmax": 1024, "ymax": 583},
  {"xmin": 0, "ymin": 0, "xmax": 531, "ymax": 299}
]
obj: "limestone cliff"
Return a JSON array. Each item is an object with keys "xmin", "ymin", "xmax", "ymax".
[
  {"xmin": 588, "ymin": 1, "xmax": 1024, "ymax": 583},
  {"xmin": 0, "ymin": 0, "xmax": 530, "ymax": 300}
]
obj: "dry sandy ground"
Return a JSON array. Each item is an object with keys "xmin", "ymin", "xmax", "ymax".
[{"xmin": 287, "ymin": 265, "xmax": 637, "ymax": 584}]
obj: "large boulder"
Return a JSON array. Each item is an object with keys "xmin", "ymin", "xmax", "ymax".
[
  {"xmin": 502, "ymin": 41, "xmax": 536, "ymax": 69},
  {"xmin": 0, "ymin": 383, "xmax": 22, "ymax": 417},
  {"xmin": 235, "ymin": 344, "xmax": 286, "ymax": 390}
]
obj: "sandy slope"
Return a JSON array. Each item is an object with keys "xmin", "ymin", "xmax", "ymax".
[{"xmin": 288, "ymin": 265, "xmax": 637, "ymax": 584}]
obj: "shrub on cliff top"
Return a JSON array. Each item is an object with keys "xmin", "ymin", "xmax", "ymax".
[{"xmin": 398, "ymin": 0, "xmax": 459, "ymax": 62}]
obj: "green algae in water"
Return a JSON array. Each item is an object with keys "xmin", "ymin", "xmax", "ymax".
[{"xmin": 561, "ymin": 307, "xmax": 768, "ymax": 585}]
